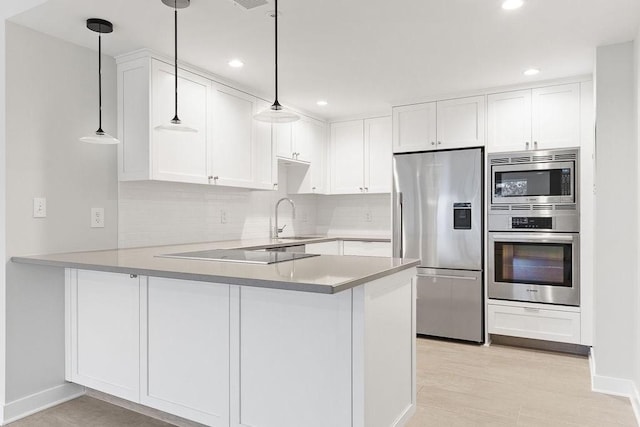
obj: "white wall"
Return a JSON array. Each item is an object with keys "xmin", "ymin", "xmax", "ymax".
[
  {"xmin": 593, "ymin": 41, "xmax": 639, "ymax": 395},
  {"xmin": 4, "ymin": 20, "xmax": 118, "ymax": 411},
  {"xmin": 636, "ymin": 25, "xmax": 640, "ymax": 400}
]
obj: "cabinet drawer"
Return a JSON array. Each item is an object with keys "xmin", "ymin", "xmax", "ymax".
[{"xmin": 488, "ymin": 303, "xmax": 580, "ymax": 344}]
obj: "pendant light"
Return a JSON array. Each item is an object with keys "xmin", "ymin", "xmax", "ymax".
[
  {"xmin": 155, "ymin": 0, "xmax": 197, "ymax": 133},
  {"xmin": 79, "ymin": 18, "xmax": 120, "ymax": 144},
  {"xmin": 253, "ymin": 0, "xmax": 299, "ymax": 123}
]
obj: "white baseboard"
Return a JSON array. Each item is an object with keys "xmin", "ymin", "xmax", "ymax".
[
  {"xmin": 590, "ymin": 348, "xmax": 640, "ymax": 426},
  {"xmin": 2, "ymin": 382, "xmax": 85, "ymax": 425}
]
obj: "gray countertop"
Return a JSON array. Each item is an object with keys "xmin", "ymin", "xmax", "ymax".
[{"xmin": 11, "ymin": 236, "xmax": 419, "ymax": 294}]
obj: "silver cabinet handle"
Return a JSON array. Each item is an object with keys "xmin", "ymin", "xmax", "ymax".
[
  {"xmin": 364, "ymin": 187, "xmax": 369, "ymax": 192},
  {"xmin": 359, "ymin": 187, "xmax": 364, "ymax": 192},
  {"xmin": 437, "ymin": 141, "xmax": 442, "ymax": 145},
  {"xmin": 526, "ymin": 141, "xmax": 530, "ymax": 149},
  {"xmin": 431, "ymin": 141, "xmax": 435, "ymax": 145},
  {"xmin": 417, "ymin": 273, "xmax": 478, "ymax": 280},
  {"xmin": 534, "ymin": 141, "xmax": 538, "ymax": 149}
]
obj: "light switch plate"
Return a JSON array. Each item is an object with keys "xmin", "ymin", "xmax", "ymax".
[
  {"xmin": 91, "ymin": 208, "xmax": 105, "ymax": 228},
  {"xmin": 33, "ymin": 197, "xmax": 46, "ymax": 218}
]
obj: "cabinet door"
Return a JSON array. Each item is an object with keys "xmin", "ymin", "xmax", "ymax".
[
  {"xmin": 274, "ymin": 123, "xmax": 293, "ymax": 158},
  {"xmin": 342, "ymin": 241, "xmax": 391, "ymax": 257},
  {"xmin": 531, "ymin": 83, "xmax": 580, "ymax": 150},
  {"xmin": 392, "ymin": 102, "xmax": 437, "ymax": 153},
  {"xmin": 436, "ymin": 96, "xmax": 485, "ymax": 149},
  {"xmin": 68, "ymin": 270, "xmax": 140, "ymax": 402},
  {"xmin": 487, "ymin": 89, "xmax": 532, "ymax": 153},
  {"xmin": 330, "ymin": 120, "xmax": 364, "ymax": 194},
  {"xmin": 364, "ymin": 116, "xmax": 392, "ymax": 193},
  {"xmin": 210, "ymin": 84, "xmax": 255, "ymax": 188},
  {"xmin": 151, "ymin": 60, "xmax": 209, "ymax": 183},
  {"xmin": 292, "ymin": 117, "xmax": 326, "ymax": 194},
  {"xmin": 141, "ymin": 277, "xmax": 230, "ymax": 426},
  {"xmin": 252, "ymin": 99, "xmax": 275, "ymax": 190}
]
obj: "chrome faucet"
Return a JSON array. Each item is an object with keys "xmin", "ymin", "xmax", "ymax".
[{"xmin": 274, "ymin": 198, "xmax": 296, "ymax": 238}]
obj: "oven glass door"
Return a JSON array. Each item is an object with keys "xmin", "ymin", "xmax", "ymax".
[
  {"xmin": 488, "ymin": 233, "xmax": 580, "ymax": 306},
  {"xmin": 494, "ymin": 241, "xmax": 571, "ymax": 287},
  {"xmin": 492, "ymin": 161, "xmax": 575, "ymax": 204}
]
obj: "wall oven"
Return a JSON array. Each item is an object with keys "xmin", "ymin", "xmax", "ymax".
[
  {"xmin": 488, "ymin": 232, "xmax": 580, "ymax": 306},
  {"xmin": 488, "ymin": 147, "xmax": 580, "ymax": 307}
]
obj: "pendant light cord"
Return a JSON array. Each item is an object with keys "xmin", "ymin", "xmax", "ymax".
[
  {"xmin": 173, "ymin": 3, "xmax": 180, "ymax": 122},
  {"xmin": 273, "ymin": 0, "xmax": 280, "ymax": 109},
  {"xmin": 98, "ymin": 33, "xmax": 103, "ymax": 133}
]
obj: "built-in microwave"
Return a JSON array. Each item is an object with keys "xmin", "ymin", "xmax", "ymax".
[{"xmin": 488, "ymin": 148, "xmax": 579, "ymax": 231}]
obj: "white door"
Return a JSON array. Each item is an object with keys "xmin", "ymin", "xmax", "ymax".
[
  {"xmin": 141, "ymin": 277, "xmax": 230, "ymax": 426},
  {"xmin": 364, "ymin": 116, "xmax": 392, "ymax": 193},
  {"xmin": 392, "ymin": 102, "xmax": 437, "ymax": 153},
  {"xmin": 152, "ymin": 60, "xmax": 209, "ymax": 183},
  {"xmin": 69, "ymin": 270, "xmax": 140, "ymax": 402},
  {"xmin": 487, "ymin": 89, "xmax": 532, "ymax": 153},
  {"xmin": 331, "ymin": 120, "xmax": 364, "ymax": 194},
  {"xmin": 531, "ymin": 83, "xmax": 580, "ymax": 150},
  {"xmin": 436, "ymin": 96, "xmax": 485, "ymax": 149},
  {"xmin": 210, "ymin": 84, "xmax": 255, "ymax": 188}
]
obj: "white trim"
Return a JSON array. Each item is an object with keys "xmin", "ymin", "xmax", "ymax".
[
  {"xmin": 2, "ymin": 383, "xmax": 85, "ymax": 425},
  {"xmin": 590, "ymin": 349, "xmax": 640, "ymax": 426}
]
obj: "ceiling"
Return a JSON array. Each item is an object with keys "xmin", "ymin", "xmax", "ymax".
[{"xmin": 10, "ymin": 0, "xmax": 640, "ymax": 120}]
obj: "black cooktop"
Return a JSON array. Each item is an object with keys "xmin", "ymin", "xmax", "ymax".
[{"xmin": 157, "ymin": 249, "xmax": 319, "ymax": 265}]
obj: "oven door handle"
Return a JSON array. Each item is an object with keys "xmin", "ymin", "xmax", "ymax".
[{"xmin": 491, "ymin": 233, "xmax": 576, "ymax": 243}]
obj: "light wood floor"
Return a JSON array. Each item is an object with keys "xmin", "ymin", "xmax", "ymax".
[
  {"xmin": 409, "ymin": 337, "xmax": 637, "ymax": 426},
  {"xmin": 8, "ymin": 337, "xmax": 638, "ymax": 426}
]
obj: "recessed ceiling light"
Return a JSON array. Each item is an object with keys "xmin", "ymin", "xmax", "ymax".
[
  {"xmin": 502, "ymin": 0, "xmax": 524, "ymax": 10},
  {"xmin": 228, "ymin": 59, "xmax": 244, "ymax": 68},
  {"xmin": 523, "ymin": 68, "xmax": 540, "ymax": 76},
  {"xmin": 316, "ymin": 100, "xmax": 328, "ymax": 106}
]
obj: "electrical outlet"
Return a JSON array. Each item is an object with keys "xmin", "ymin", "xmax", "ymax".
[
  {"xmin": 301, "ymin": 212, "xmax": 308, "ymax": 223},
  {"xmin": 220, "ymin": 209, "xmax": 228, "ymax": 224},
  {"xmin": 364, "ymin": 210, "xmax": 372, "ymax": 222},
  {"xmin": 33, "ymin": 197, "xmax": 46, "ymax": 218},
  {"xmin": 91, "ymin": 208, "xmax": 105, "ymax": 228}
]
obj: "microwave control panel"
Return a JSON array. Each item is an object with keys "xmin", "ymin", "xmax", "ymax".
[{"xmin": 511, "ymin": 217, "xmax": 553, "ymax": 229}]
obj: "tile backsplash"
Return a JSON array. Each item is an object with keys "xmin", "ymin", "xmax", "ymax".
[{"xmin": 119, "ymin": 181, "xmax": 391, "ymax": 248}]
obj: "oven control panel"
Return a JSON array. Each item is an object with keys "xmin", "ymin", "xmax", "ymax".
[{"xmin": 511, "ymin": 217, "xmax": 553, "ymax": 229}]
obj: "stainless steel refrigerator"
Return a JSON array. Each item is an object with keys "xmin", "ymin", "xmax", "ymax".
[{"xmin": 392, "ymin": 148, "xmax": 483, "ymax": 343}]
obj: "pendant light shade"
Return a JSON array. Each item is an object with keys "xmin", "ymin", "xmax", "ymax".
[
  {"xmin": 80, "ymin": 18, "xmax": 120, "ymax": 145},
  {"xmin": 155, "ymin": 0, "xmax": 197, "ymax": 133},
  {"xmin": 253, "ymin": 0, "xmax": 299, "ymax": 123}
]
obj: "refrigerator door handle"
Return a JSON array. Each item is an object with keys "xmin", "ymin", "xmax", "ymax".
[
  {"xmin": 417, "ymin": 273, "xmax": 478, "ymax": 281},
  {"xmin": 393, "ymin": 192, "xmax": 403, "ymax": 258}
]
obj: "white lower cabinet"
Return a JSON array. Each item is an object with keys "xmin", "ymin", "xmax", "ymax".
[
  {"xmin": 141, "ymin": 277, "xmax": 230, "ymax": 426},
  {"xmin": 66, "ymin": 270, "xmax": 140, "ymax": 402},
  {"xmin": 343, "ymin": 241, "xmax": 392, "ymax": 257},
  {"xmin": 306, "ymin": 240, "xmax": 343, "ymax": 255},
  {"xmin": 488, "ymin": 300, "xmax": 581, "ymax": 344},
  {"xmin": 66, "ymin": 267, "xmax": 416, "ymax": 427}
]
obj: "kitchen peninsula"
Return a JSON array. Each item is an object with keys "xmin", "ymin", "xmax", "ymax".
[{"xmin": 12, "ymin": 237, "xmax": 418, "ymax": 427}]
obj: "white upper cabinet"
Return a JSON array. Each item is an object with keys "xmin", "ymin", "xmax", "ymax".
[
  {"xmin": 331, "ymin": 120, "xmax": 364, "ymax": 194},
  {"xmin": 436, "ymin": 96, "xmax": 485, "ymax": 149},
  {"xmin": 487, "ymin": 83, "xmax": 580, "ymax": 152},
  {"xmin": 209, "ymin": 83, "xmax": 273, "ymax": 189},
  {"xmin": 152, "ymin": 61, "xmax": 210, "ymax": 184},
  {"xmin": 117, "ymin": 52, "xmax": 273, "ymax": 190},
  {"xmin": 364, "ymin": 116, "xmax": 392, "ymax": 193},
  {"xmin": 392, "ymin": 102, "xmax": 436, "ymax": 153},
  {"xmin": 274, "ymin": 123, "xmax": 294, "ymax": 159},
  {"xmin": 288, "ymin": 117, "xmax": 327, "ymax": 194},
  {"xmin": 531, "ymin": 84, "xmax": 580, "ymax": 150},
  {"xmin": 393, "ymin": 96, "xmax": 485, "ymax": 153},
  {"xmin": 487, "ymin": 89, "xmax": 532, "ymax": 152},
  {"xmin": 330, "ymin": 116, "xmax": 392, "ymax": 194}
]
